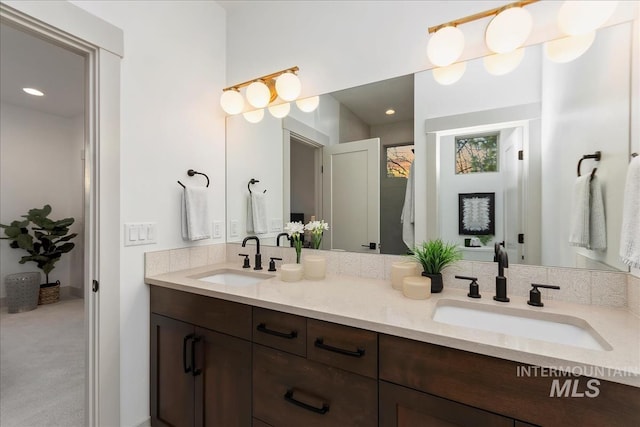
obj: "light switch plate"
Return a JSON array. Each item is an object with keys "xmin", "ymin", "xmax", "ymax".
[
  {"xmin": 230, "ymin": 220, "xmax": 239, "ymax": 237},
  {"xmin": 270, "ymin": 219, "xmax": 282, "ymax": 232},
  {"xmin": 213, "ymin": 221, "xmax": 222, "ymax": 238},
  {"xmin": 124, "ymin": 222, "xmax": 157, "ymax": 246}
]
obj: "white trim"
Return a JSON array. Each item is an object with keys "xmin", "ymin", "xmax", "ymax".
[{"xmin": 0, "ymin": 2, "xmax": 122, "ymax": 426}]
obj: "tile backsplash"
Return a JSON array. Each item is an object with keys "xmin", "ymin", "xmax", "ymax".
[{"xmin": 145, "ymin": 243, "xmax": 639, "ymax": 314}]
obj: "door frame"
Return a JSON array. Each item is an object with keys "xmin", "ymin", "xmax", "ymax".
[{"xmin": 0, "ymin": 2, "xmax": 123, "ymax": 426}]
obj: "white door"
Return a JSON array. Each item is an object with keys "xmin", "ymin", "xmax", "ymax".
[
  {"xmin": 502, "ymin": 127, "xmax": 524, "ymax": 264},
  {"xmin": 323, "ymin": 138, "xmax": 380, "ymax": 253}
]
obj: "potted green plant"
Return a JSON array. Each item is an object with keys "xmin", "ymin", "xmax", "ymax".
[
  {"xmin": 1, "ymin": 205, "xmax": 77, "ymax": 304},
  {"xmin": 411, "ymin": 239, "xmax": 462, "ymax": 293}
]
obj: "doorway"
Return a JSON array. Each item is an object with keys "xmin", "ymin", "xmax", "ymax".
[
  {"xmin": 288, "ymin": 134, "xmax": 322, "ymax": 244},
  {"xmin": 0, "ymin": 21, "xmax": 86, "ymax": 426}
]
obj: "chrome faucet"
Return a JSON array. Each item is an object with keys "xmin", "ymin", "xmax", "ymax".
[
  {"xmin": 493, "ymin": 242, "xmax": 509, "ymax": 302},
  {"xmin": 276, "ymin": 232, "xmax": 290, "ymax": 247},
  {"xmin": 242, "ymin": 236, "xmax": 262, "ymax": 270}
]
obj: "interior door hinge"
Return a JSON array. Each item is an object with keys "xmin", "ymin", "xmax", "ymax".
[
  {"xmin": 92, "ymin": 279, "xmax": 99, "ymax": 292},
  {"xmin": 518, "ymin": 234, "xmax": 525, "ymax": 244},
  {"xmin": 321, "ymin": 165, "xmax": 324, "ymax": 173},
  {"xmin": 518, "ymin": 150, "xmax": 524, "ymax": 160}
]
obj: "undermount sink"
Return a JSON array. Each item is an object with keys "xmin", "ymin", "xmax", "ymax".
[
  {"xmin": 194, "ymin": 269, "xmax": 273, "ymax": 287},
  {"xmin": 432, "ymin": 299, "xmax": 611, "ymax": 351}
]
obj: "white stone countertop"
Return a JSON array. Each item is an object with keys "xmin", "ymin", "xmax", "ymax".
[{"xmin": 145, "ymin": 262, "xmax": 640, "ymax": 388}]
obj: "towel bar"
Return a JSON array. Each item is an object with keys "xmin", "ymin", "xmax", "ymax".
[
  {"xmin": 248, "ymin": 178, "xmax": 266, "ymax": 194},
  {"xmin": 577, "ymin": 151, "xmax": 601, "ymax": 182},
  {"xmin": 178, "ymin": 169, "xmax": 210, "ymax": 188}
]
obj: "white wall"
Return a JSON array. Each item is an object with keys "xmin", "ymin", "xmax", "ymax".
[
  {"xmin": 0, "ymin": 103, "xmax": 84, "ymax": 297},
  {"xmin": 339, "ymin": 105, "xmax": 370, "ymax": 143},
  {"xmin": 540, "ymin": 23, "xmax": 631, "ymax": 271},
  {"xmin": 69, "ymin": 2, "xmax": 227, "ymax": 426}
]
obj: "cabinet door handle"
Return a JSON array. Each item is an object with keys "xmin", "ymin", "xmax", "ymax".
[
  {"xmin": 256, "ymin": 323, "xmax": 298, "ymax": 339},
  {"xmin": 191, "ymin": 335, "xmax": 202, "ymax": 376},
  {"xmin": 283, "ymin": 389, "xmax": 330, "ymax": 415},
  {"xmin": 183, "ymin": 333, "xmax": 194, "ymax": 373},
  {"xmin": 314, "ymin": 337, "xmax": 365, "ymax": 358}
]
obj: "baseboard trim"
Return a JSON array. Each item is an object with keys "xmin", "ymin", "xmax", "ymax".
[{"xmin": 133, "ymin": 417, "xmax": 151, "ymax": 427}]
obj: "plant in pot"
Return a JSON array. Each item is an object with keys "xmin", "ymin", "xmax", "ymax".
[
  {"xmin": 411, "ymin": 239, "xmax": 462, "ymax": 293},
  {"xmin": 1, "ymin": 205, "xmax": 77, "ymax": 304}
]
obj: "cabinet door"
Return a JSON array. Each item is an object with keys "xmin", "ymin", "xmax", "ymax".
[
  {"xmin": 380, "ymin": 381, "xmax": 512, "ymax": 427},
  {"xmin": 253, "ymin": 344, "xmax": 377, "ymax": 427},
  {"xmin": 151, "ymin": 314, "xmax": 195, "ymax": 427},
  {"xmin": 195, "ymin": 327, "xmax": 251, "ymax": 427}
]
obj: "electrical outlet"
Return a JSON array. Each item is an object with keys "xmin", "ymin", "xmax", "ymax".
[
  {"xmin": 270, "ymin": 219, "xmax": 282, "ymax": 232},
  {"xmin": 230, "ymin": 220, "xmax": 239, "ymax": 237},
  {"xmin": 213, "ymin": 221, "xmax": 222, "ymax": 238}
]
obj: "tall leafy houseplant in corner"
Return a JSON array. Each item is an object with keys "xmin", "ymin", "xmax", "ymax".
[
  {"xmin": 1, "ymin": 205, "xmax": 77, "ymax": 304},
  {"xmin": 411, "ymin": 239, "xmax": 462, "ymax": 293}
]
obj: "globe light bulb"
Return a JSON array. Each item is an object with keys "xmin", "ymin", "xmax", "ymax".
[
  {"xmin": 432, "ymin": 62, "xmax": 466, "ymax": 85},
  {"xmin": 558, "ymin": 1, "xmax": 618, "ymax": 36},
  {"xmin": 427, "ymin": 26, "xmax": 465, "ymax": 67},
  {"xmin": 485, "ymin": 7, "xmax": 532, "ymax": 54},
  {"xmin": 544, "ymin": 32, "xmax": 596, "ymax": 63},
  {"xmin": 483, "ymin": 48, "xmax": 525, "ymax": 76},
  {"xmin": 275, "ymin": 72, "xmax": 301, "ymax": 101},
  {"xmin": 246, "ymin": 81, "xmax": 271, "ymax": 108},
  {"xmin": 268, "ymin": 102, "xmax": 291, "ymax": 118},
  {"xmin": 220, "ymin": 89, "xmax": 244, "ymax": 115},
  {"xmin": 243, "ymin": 109, "xmax": 264, "ymax": 123},
  {"xmin": 296, "ymin": 96, "xmax": 320, "ymax": 112}
]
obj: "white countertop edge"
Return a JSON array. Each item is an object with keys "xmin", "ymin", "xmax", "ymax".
[{"xmin": 145, "ymin": 263, "xmax": 640, "ymax": 388}]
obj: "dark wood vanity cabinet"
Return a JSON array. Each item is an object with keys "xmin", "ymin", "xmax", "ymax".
[{"xmin": 150, "ymin": 287, "xmax": 252, "ymax": 427}]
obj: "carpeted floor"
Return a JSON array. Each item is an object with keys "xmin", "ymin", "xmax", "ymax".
[{"xmin": 0, "ymin": 297, "xmax": 84, "ymax": 427}]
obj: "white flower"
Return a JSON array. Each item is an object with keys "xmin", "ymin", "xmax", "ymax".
[
  {"xmin": 285, "ymin": 221, "xmax": 305, "ymax": 237},
  {"xmin": 304, "ymin": 220, "xmax": 329, "ymax": 234}
]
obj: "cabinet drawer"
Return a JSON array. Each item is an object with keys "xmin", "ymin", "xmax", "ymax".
[
  {"xmin": 253, "ymin": 344, "xmax": 377, "ymax": 427},
  {"xmin": 150, "ymin": 286, "xmax": 251, "ymax": 340},
  {"xmin": 306, "ymin": 319, "xmax": 377, "ymax": 379},
  {"xmin": 252, "ymin": 307, "xmax": 307, "ymax": 357}
]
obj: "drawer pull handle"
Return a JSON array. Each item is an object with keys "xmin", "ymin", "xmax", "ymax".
[
  {"xmin": 256, "ymin": 323, "xmax": 298, "ymax": 339},
  {"xmin": 284, "ymin": 389, "xmax": 330, "ymax": 415},
  {"xmin": 183, "ymin": 333, "xmax": 194, "ymax": 373},
  {"xmin": 314, "ymin": 337, "xmax": 365, "ymax": 358}
]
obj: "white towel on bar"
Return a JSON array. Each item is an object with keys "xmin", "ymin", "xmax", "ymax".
[
  {"xmin": 588, "ymin": 176, "xmax": 606, "ymax": 250},
  {"xmin": 569, "ymin": 175, "xmax": 592, "ymax": 248},
  {"xmin": 401, "ymin": 161, "xmax": 415, "ymax": 250},
  {"xmin": 247, "ymin": 192, "xmax": 268, "ymax": 234},
  {"xmin": 620, "ymin": 156, "xmax": 640, "ymax": 268},
  {"xmin": 181, "ymin": 186, "xmax": 211, "ymax": 241}
]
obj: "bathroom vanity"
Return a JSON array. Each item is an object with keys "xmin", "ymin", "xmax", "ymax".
[{"xmin": 146, "ymin": 263, "xmax": 640, "ymax": 426}]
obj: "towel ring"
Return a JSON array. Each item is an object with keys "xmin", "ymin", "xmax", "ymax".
[
  {"xmin": 178, "ymin": 169, "xmax": 210, "ymax": 188},
  {"xmin": 248, "ymin": 178, "xmax": 266, "ymax": 194},
  {"xmin": 577, "ymin": 151, "xmax": 601, "ymax": 182}
]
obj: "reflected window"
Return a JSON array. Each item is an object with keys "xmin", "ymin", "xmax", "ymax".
[
  {"xmin": 386, "ymin": 144, "xmax": 414, "ymax": 178},
  {"xmin": 455, "ymin": 134, "xmax": 498, "ymax": 174}
]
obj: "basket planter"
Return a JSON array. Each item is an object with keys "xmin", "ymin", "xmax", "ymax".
[{"xmin": 38, "ymin": 280, "xmax": 61, "ymax": 305}]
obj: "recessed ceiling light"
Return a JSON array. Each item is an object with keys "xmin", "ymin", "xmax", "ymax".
[
  {"xmin": 23, "ymin": 87, "xmax": 44, "ymax": 97},
  {"xmin": 385, "ymin": 109, "xmax": 396, "ymax": 115}
]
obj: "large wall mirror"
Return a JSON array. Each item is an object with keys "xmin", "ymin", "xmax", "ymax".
[{"xmin": 226, "ymin": 21, "xmax": 636, "ymax": 272}]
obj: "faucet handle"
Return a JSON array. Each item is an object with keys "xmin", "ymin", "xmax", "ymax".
[
  {"xmin": 239, "ymin": 253, "xmax": 250, "ymax": 269},
  {"xmin": 527, "ymin": 283, "xmax": 560, "ymax": 307},
  {"xmin": 455, "ymin": 275, "xmax": 481, "ymax": 299},
  {"xmin": 268, "ymin": 257, "xmax": 283, "ymax": 272}
]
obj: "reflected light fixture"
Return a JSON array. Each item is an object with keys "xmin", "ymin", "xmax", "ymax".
[
  {"xmin": 23, "ymin": 87, "xmax": 44, "ymax": 96},
  {"xmin": 295, "ymin": 96, "xmax": 320, "ymax": 113},
  {"xmin": 385, "ymin": 109, "xmax": 396, "ymax": 116},
  {"xmin": 243, "ymin": 109, "xmax": 264, "ymax": 124},
  {"xmin": 268, "ymin": 102, "xmax": 291, "ymax": 118},
  {"xmin": 483, "ymin": 48, "xmax": 525, "ymax": 75},
  {"xmin": 221, "ymin": 66, "xmax": 307, "ymax": 118},
  {"xmin": 544, "ymin": 31, "xmax": 596, "ymax": 63},
  {"xmin": 432, "ymin": 62, "xmax": 466, "ymax": 85},
  {"xmin": 485, "ymin": 6, "xmax": 533, "ymax": 53},
  {"xmin": 427, "ymin": 26, "xmax": 465, "ymax": 67},
  {"xmin": 558, "ymin": 1, "xmax": 618, "ymax": 36}
]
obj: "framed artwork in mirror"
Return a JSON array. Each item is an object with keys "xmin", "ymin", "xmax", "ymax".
[{"xmin": 459, "ymin": 192, "xmax": 495, "ymax": 235}]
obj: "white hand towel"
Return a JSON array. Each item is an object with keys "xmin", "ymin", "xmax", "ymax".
[
  {"xmin": 588, "ymin": 176, "xmax": 606, "ymax": 250},
  {"xmin": 401, "ymin": 161, "xmax": 415, "ymax": 250},
  {"xmin": 620, "ymin": 156, "xmax": 640, "ymax": 268},
  {"xmin": 569, "ymin": 175, "xmax": 591, "ymax": 248},
  {"xmin": 246, "ymin": 195, "xmax": 254, "ymax": 233},
  {"xmin": 251, "ymin": 192, "xmax": 268, "ymax": 234},
  {"xmin": 181, "ymin": 186, "xmax": 211, "ymax": 241}
]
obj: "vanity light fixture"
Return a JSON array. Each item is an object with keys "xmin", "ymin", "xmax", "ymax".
[
  {"xmin": 432, "ymin": 62, "xmax": 467, "ymax": 86},
  {"xmin": 483, "ymin": 48, "xmax": 525, "ymax": 76},
  {"xmin": 268, "ymin": 102, "xmax": 291, "ymax": 118},
  {"xmin": 485, "ymin": 6, "xmax": 533, "ymax": 54},
  {"xmin": 243, "ymin": 109, "xmax": 265, "ymax": 124},
  {"xmin": 557, "ymin": 1, "xmax": 618, "ymax": 36},
  {"xmin": 220, "ymin": 66, "xmax": 302, "ymax": 116},
  {"xmin": 544, "ymin": 31, "xmax": 596, "ymax": 63},
  {"xmin": 23, "ymin": 87, "xmax": 44, "ymax": 96},
  {"xmin": 295, "ymin": 95, "xmax": 320, "ymax": 113},
  {"xmin": 427, "ymin": 25, "xmax": 465, "ymax": 67}
]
